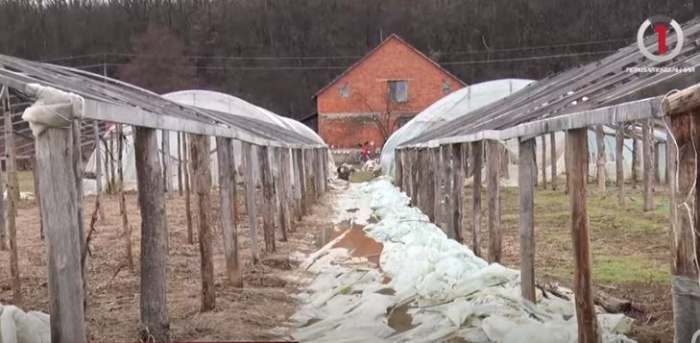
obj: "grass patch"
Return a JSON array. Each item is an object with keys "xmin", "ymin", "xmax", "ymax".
[{"xmin": 549, "ymin": 255, "xmax": 669, "ymax": 284}]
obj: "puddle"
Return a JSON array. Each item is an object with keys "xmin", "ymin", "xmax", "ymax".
[
  {"xmin": 322, "ymin": 221, "xmax": 384, "ymax": 266},
  {"xmin": 387, "ymin": 303, "xmax": 416, "ymax": 333}
]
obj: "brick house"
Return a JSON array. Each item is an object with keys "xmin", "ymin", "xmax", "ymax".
[{"xmin": 314, "ymin": 34, "xmax": 466, "ymax": 150}]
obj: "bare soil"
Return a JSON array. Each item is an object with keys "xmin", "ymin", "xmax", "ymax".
[{"xmin": 0, "ymin": 188, "xmax": 336, "ymax": 341}]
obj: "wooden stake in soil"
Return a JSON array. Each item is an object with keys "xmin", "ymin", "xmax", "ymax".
[
  {"xmin": 395, "ymin": 149, "xmax": 403, "ymax": 189},
  {"xmin": 550, "ymin": 132, "xmax": 558, "ymax": 190},
  {"xmin": 425, "ymin": 148, "xmax": 436, "ymax": 222},
  {"xmin": 72, "ymin": 122, "xmax": 87, "ymax": 307},
  {"xmin": 616, "ymin": 125, "xmax": 625, "ymax": 207},
  {"xmin": 117, "ymin": 124, "xmax": 134, "ymax": 270},
  {"xmin": 433, "ymin": 147, "xmax": 442, "ymax": 223},
  {"xmin": 216, "ymin": 137, "xmax": 243, "ymax": 288},
  {"xmin": 280, "ymin": 148, "xmax": 292, "ymax": 238},
  {"xmin": 567, "ymin": 128, "xmax": 601, "ymax": 343},
  {"xmin": 654, "ymin": 141, "xmax": 661, "ymax": 185},
  {"xmin": 94, "ymin": 120, "xmax": 105, "ymax": 220},
  {"xmin": 442, "ymin": 144, "xmax": 456, "ymax": 239},
  {"xmin": 471, "ymin": 141, "xmax": 483, "ymax": 257},
  {"xmin": 541, "ymin": 135, "xmax": 547, "ymax": 189},
  {"xmin": 632, "ymin": 134, "xmax": 640, "ymax": 189},
  {"xmin": 109, "ymin": 128, "xmax": 116, "ymax": 193},
  {"xmin": 178, "ymin": 132, "xmax": 183, "ymax": 196},
  {"xmin": 242, "ymin": 142, "xmax": 260, "ymax": 264},
  {"xmin": 595, "ymin": 125, "xmax": 606, "ymax": 193},
  {"xmin": 190, "ymin": 133, "xmax": 216, "ymax": 311},
  {"xmin": 133, "ymin": 126, "xmax": 170, "ymax": 342},
  {"xmin": 642, "ymin": 119, "xmax": 654, "ymax": 211},
  {"xmin": 32, "ymin": 156, "xmax": 43, "ymax": 240},
  {"xmin": 162, "ymin": 130, "xmax": 173, "ymax": 198},
  {"xmin": 260, "ymin": 146, "xmax": 276, "ymax": 253},
  {"xmin": 36, "ymin": 125, "xmax": 87, "ymax": 343},
  {"xmin": 486, "ymin": 140, "xmax": 501, "ymax": 264},
  {"xmin": 294, "ymin": 149, "xmax": 306, "ymax": 218},
  {"xmin": 518, "ymin": 137, "xmax": 536, "ymax": 303},
  {"xmin": 452, "ymin": 143, "xmax": 465, "ymax": 244},
  {"xmin": 183, "ymin": 133, "xmax": 193, "ymax": 244},
  {"xmin": 4, "ymin": 97, "xmax": 21, "ymax": 304}
]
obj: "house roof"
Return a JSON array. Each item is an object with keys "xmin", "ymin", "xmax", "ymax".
[{"xmin": 313, "ymin": 34, "xmax": 467, "ymax": 99}]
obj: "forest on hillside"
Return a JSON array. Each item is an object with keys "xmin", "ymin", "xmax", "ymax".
[{"xmin": 0, "ymin": 0, "xmax": 696, "ymax": 119}]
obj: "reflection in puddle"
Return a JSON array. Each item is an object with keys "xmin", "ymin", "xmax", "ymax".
[
  {"xmin": 318, "ymin": 221, "xmax": 384, "ymax": 266},
  {"xmin": 387, "ymin": 303, "xmax": 415, "ymax": 333}
]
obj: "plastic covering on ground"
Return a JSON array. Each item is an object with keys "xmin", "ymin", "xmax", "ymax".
[
  {"xmin": 290, "ymin": 177, "xmax": 636, "ymax": 343},
  {"xmin": 0, "ymin": 303, "xmax": 50, "ymax": 343}
]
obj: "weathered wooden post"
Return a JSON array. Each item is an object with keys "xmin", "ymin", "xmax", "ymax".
[
  {"xmin": 190, "ymin": 133, "xmax": 216, "ymax": 311},
  {"xmin": 632, "ymin": 133, "xmax": 640, "ymax": 189},
  {"xmin": 616, "ymin": 125, "xmax": 625, "ymax": 207},
  {"xmin": 183, "ymin": 133, "xmax": 193, "ymax": 244},
  {"xmin": 109, "ymin": 129, "xmax": 116, "ymax": 193},
  {"xmin": 162, "ymin": 130, "xmax": 173, "ymax": 198},
  {"xmin": 433, "ymin": 147, "xmax": 442, "ymax": 222},
  {"xmin": 662, "ymin": 87, "xmax": 700, "ymax": 343},
  {"xmin": 567, "ymin": 128, "xmax": 600, "ymax": 343},
  {"xmin": 295, "ymin": 149, "xmax": 307, "ymax": 217},
  {"xmin": 216, "ymin": 137, "xmax": 243, "ymax": 288},
  {"xmin": 452, "ymin": 143, "xmax": 465, "ymax": 244},
  {"xmin": 518, "ymin": 137, "xmax": 536, "ymax": 302},
  {"xmin": 395, "ymin": 149, "xmax": 403, "ymax": 189},
  {"xmin": 441, "ymin": 145, "xmax": 455, "ymax": 238},
  {"xmin": 242, "ymin": 142, "xmax": 260, "ymax": 264},
  {"xmin": 486, "ymin": 140, "xmax": 501, "ymax": 263},
  {"xmin": 471, "ymin": 141, "xmax": 483, "ymax": 257},
  {"xmin": 177, "ymin": 132, "xmax": 183, "ymax": 196},
  {"xmin": 117, "ymin": 124, "xmax": 133, "ymax": 270},
  {"xmin": 4, "ymin": 97, "xmax": 20, "ymax": 303},
  {"xmin": 32, "ymin": 156, "xmax": 43, "ymax": 239},
  {"xmin": 541, "ymin": 135, "xmax": 547, "ymax": 189},
  {"xmin": 595, "ymin": 125, "xmax": 606, "ymax": 192},
  {"xmin": 424, "ymin": 148, "xmax": 436, "ymax": 222},
  {"xmin": 277, "ymin": 148, "xmax": 291, "ymax": 241},
  {"xmin": 260, "ymin": 146, "xmax": 276, "ymax": 253},
  {"xmin": 550, "ymin": 132, "xmax": 557, "ymax": 190},
  {"xmin": 36, "ymin": 125, "xmax": 87, "ymax": 342},
  {"xmin": 642, "ymin": 119, "xmax": 654, "ymax": 211},
  {"xmin": 133, "ymin": 126, "xmax": 170, "ymax": 342},
  {"xmin": 93, "ymin": 121, "xmax": 105, "ymax": 220}
]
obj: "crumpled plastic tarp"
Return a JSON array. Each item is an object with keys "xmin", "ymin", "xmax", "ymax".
[
  {"xmin": 0, "ymin": 303, "xmax": 50, "ymax": 343},
  {"xmin": 291, "ymin": 177, "xmax": 637, "ymax": 343},
  {"xmin": 21, "ymin": 83, "xmax": 84, "ymax": 137}
]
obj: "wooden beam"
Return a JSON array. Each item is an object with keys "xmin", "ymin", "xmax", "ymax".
[
  {"xmin": 668, "ymin": 112, "xmax": 700, "ymax": 342},
  {"xmin": 442, "ymin": 144, "xmax": 455, "ymax": 239},
  {"xmin": 541, "ymin": 135, "xmax": 547, "ymax": 189},
  {"xmin": 133, "ymin": 126, "xmax": 170, "ymax": 342},
  {"xmin": 452, "ymin": 143, "xmax": 465, "ymax": 244},
  {"xmin": 486, "ymin": 140, "xmax": 501, "ymax": 263},
  {"xmin": 260, "ymin": 146, "xmax": 276, "ymax": 253},
  {"xmin": 616, "ymin": 125, "xmax": 625, "ymax": 207},
  {"xmin": 471, "ymin": 141, "xmax": 483, "ymax": 257},
  {"xmin": 4, "ymin": 95, "xmax": 20, "ymax": 304},
  {"xmin": 183, "ymin": 133, "xmax": 193, "ymax": 244},
  {"xmin": 595, "ymin": 125, "xmax": 606, "ymax": 192},
  {"xmin": 216, "ymin": 137, "xmax": 243, "ymax": 288},
  {"xmin": 190, "ymin": 133, "xmax": 216, "ymax": 311},
  {"xmin": 550, "ymin": 132, "xmax": 558, "ymax": 190},
  {"xmin": 242, "ymin": 142, "xmax": 259, "ymax": 264},
  {"xmin": 36, "ymin": 126, "xmax": 87, "ymax": 342},
  {"xmin": 518, "ymin": 137, "xmax": 536, "ymax": 303},
  {"xmin": 642, "ymin": 120, "xmax": 654, "ymax": 211},
  {"xmin": 662, "ymin": 82, "xmax": 700, "ymax": 116},
  {"xmin": 567, "ymin": 128, "xmax": 601, "ymax": 343}
]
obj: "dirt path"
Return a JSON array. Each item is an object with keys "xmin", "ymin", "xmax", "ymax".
[{"xmin": 0, "ymin": 187, "xmax": 336, "ymax": 341}]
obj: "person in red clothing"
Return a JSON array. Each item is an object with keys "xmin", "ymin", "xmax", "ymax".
[{"xmin": 360, "ymin": 141, "xmax": 370, "ymax": 162}]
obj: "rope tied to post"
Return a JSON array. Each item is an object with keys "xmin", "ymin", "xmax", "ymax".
[{"xmin": 21, "ymin": 83, "xmax": 84, "ymax": 137}]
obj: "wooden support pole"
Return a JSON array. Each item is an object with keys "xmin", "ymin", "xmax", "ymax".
[
  {"xmin": 4, "ymin": 98, "xmax": 20, "ymax": 304},
  {"xmin": 433, "ymin": 147, "xmax": 442, "ymax": 222},
  {"xmin": 162, "ymin": 130, "xmax": 172, "ymax": 198},
  {"xmin": 242, "ymin": 142, "xmax": 259, "ymax": 264},
  {"xmin": 117, "ymin": 124, "xmax": 134, "ymax": 270},
  {"xmin": 668, "ymin": 112, "xmax": 700, "ymax": 343},
  {"xmin": 632, "ymin": 135, "xmax": 640, "ymax": 189},
  {"xmin": 452, "ymin": 143, "xmax": 465, "ymax": 244},
  {"xmin": 216, "ymin": 137, "xmax": 243, "ymax": 288},
  {"xmin": 567, "ymin": 128, "xmax": 601, "ymax": 343},
  {"xmin": 595, "ymin": 125, "xmax": 606, "ymax": 192},
  {"xmin": 486, "ymin": 140, "xmax": 501, "ymax": 263},
  {"xmin": 654, "ymin": 142, "xmax": 661, "ymax": 185},
  {"xmin": 72, "ymin": 122, "xmax": 86, "ymax": 277},
  {"xmin": 306, "ymin": 149, "xmax": 317, "ymax": 202},
  {"xmin": 518, "ymin": 137, "xmax": 536, "ymax": 303},
  {"xmin": 94, "ymin": 121, "xmax": 105, "ymax": 220},
  {"xmin": 133, "ymin": 126, "xmax": 170, "ymax": 342},
  {"xmin": 177, "ymin": 132, "xmax": 183, "ymax": 196},
  {"xmin": 295, "ymin": 149, "xmax": 307, "ymax": 218},
  {"xmin": 183, "ymin": 133, "xmax": 193, "ymax": 244},
  {"xmin": 425, "ymin": 148, "xmax": 436, "ymax": 222},
  {"xmin": 189, "ymin": 133, "xmax": 216, "ymax": 311},
  {"xmin": 471, "ymin": 141, "xmax": 483, "ymax": 257},
  {"xmin": 395, "ymin": 150, "xmax": 403, "ymax": 189},
  {"xmin": 36, "ymin": 126, "xmax": 87, "ymax": 342},
  {"xmin": 642, "ymin": 119, "xmax": 654, "ymax": 211},
  {"xmin": 291, "ymin": 149, "xmax": 301, "ymax": 222},
  {"xmin": 104, "ymin": 128, "xmax": 112, "ymax": 194},
  {"xmin": 259, "ymin": 146, "xmax": 276, "ymax": 253},
  {"xmin": 32, "ymin": 156, "xmax": 43, "ymax": 240},
  {"xmin": 541, "ymin": 135, "xmax": 547, "ymax": 189},
  {"xmin": 441, "ymin": 145, "xmax": 454, "ymax": 236},
  {"xmin": 616, "ymin": 125, "xmax": 625, "ymax": 207},
  {"xmin": 0, "ymin": 133, "xmax": 5, "ymax": 251},
  {"xmin": 280, "ymin": 148, "xmax": 292, "ymax": 236},
  {"xmin": 550, "ymin": 132, "xmax": 558, "ymax": 191},
  {"xmin": 109, "ymin": 129, "xmax": 116, "ymax": 193}
]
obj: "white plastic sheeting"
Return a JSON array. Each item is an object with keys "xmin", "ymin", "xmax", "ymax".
[
  {"xmin": 380, "ymin": 79, "xmax": 535, "ymax": 177},
  {"xmin": 0, "ymin": 303, "xmax": 50, "ymax": 343},
  {"xmin": 83, "ymin": 90, "xmax": 335, "ymax": 194},
  {"xmin": 291, "ymin": 178, "xmax": 635, "ymax": 343}
]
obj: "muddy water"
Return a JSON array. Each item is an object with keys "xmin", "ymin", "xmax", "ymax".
[{"xmin": 317, "ymin": 221, "xmax": 384, "ymax": 266}]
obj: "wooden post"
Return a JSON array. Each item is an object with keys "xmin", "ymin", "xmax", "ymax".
[
  {"xmin": 441, "ymin": 145, "xmax": 454, "ymax": 234},
  {"xmin": 117, "ymin": 124, "xmax": 134, "ymax": 270},
  {"xmin": 32, "ymin": 156, "xmax": 43, "ymax": 240},
  {"xmin": 642, "ymin": 119, "xmax": 654, "ymax": 211},
  {"xmin": 216, "ymin": 137, "xmax": 243, "ymax": 288},
  {"xmin": 72, "ymin": 122, "xmax": 86, "ymax": 278},
  {"xmin": 595, "ymin": 125, "xmax": 606, "ymax": 192},
  {"xmin": 280, "ymin": 148, "xmax": 292, "ymax": 237},
  {"xmin": 104, "ymin": 129, "xmax": 112, "ymax": 194},
  {"xmin": 632, "ymin": 134, "xmax": 640, "ymax": 189},
  {"xmin": 452, "ymin": 143, "xmax": 465, "ymax": 244},
  {"xmin": 189, "ymin": 133, "xmax": 216, "ymax": 311},
  {"xmin": 433, "ymin": 147, "xmax": 442, "ymax": 222},
  {"xmin": 259, "ymin": 146, "xmax": 276, "ymax": 253},
  {"xmin": 295, "ymin": 149, "xmax": 307, "ymax": 217},
  {"xmin": 4, "ymin": 98, "xmax": 20, "ymax": 304},
  {"xmin": 162, "ymin": 130, "xmax": 172, "ymax": 198},
  {"xmin": 668, "ymin": 112, "xmax": 700, "ymax": 342},
  {"xmin": 471, "ymin": 141, "xmax": 483, "ymax": 257},
  {"xmin": 36, "ymin": 126, "xmax": 87, "ymax": 342},
  {"xmin": 177, "ymin": 132, "xmax": 183, "ymax": 196},
  {"xmin": 541, "ymin": 135, "xmax": 547, "ymax": 189},
  {"xmin": 242, "ymin": 142, "xmax": 259, "ymax": 264},
  {"xmin": 94, "ymin": 121, "xmax": 105, "ymax": 220},
  {"xmin": 567, "ymin": 128, "xmax": 601, "ymax": 343},
  {"xmin": 518, "ymin": 137, "xmax": 536, "ymax": 302},
  {"xmin": 109, "ymin": 128, "xmax": 116, "ymax": 193},
  {"xmin": 183, "ymin": 133, "xmax": 193, "ymax": 244},
  {"xmin": 133, "ymin": 126, "xmax": 170, "ymax": 342},
  {"xmin": 424, "ymin": 148, "xmax": 436, "ymax": 222},
  {"xmin": 550, "ymin": 132, "xmax": 558, "ymax": 190},
  {"xmin": 306, "ymin": 149, "xmax": 317, "ymax": 202},
  {"xmin": 654, "ymin": 141, "xmax": 662, "ymax": 185},
  {"xmin": 486, "ymin": 140, "xmax": 501, "ymax": 263},
  {"xmin": 616, "ymin": 125, "xmax": 625, "ymax": 207},
  {"xmin": 395, "ymin": 150, "xmax": 403, "ymax": 189}
]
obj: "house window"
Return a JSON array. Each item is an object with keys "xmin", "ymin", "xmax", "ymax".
[
  {"xmin": 442, "ymin": 80, "xmax": 451, "ymax": 95},
  {"xmin": 388, "ymin": 80, "xmax": 408, "ymax": 103},
  {"xmin": 339, "ymin": 83, "xmax": 350, "ymax": 98}
]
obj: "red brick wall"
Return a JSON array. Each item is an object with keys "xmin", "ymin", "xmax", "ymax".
[{"xmin": 317, "ymin": 36, "xmax": 464, "ymax": 148}]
